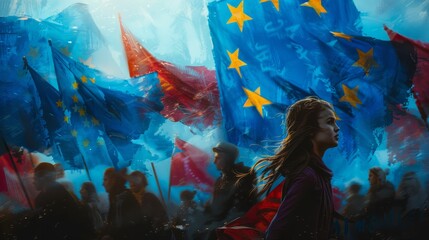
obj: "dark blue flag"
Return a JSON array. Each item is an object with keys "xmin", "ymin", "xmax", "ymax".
[
  {"xmin": 27, "ymin": 63, "xmax": 85, "ymax": 168},
  {"xmin": 50, "ymin": 43, "xmax": 164, "ymax": 141},
  {"xmin": 51, "ymin": 45, "xmax": 122, "ymax": 168},
  {"xmin": 0, "ymin": 67, "xmax": 49, "ymax": 153}
]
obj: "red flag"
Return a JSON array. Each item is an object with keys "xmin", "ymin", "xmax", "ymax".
[
  {"xmin": 119, "ymin": 18, "xmax": 221, "ymax": 128},
  {"xmin": 385, "ymin": 26, "xmax": 429, "ymax": 126},
  {"xmin": 217, "ymin": 181, "xmax": 284, "ymax": 240},
  {"xmin": 169, "ymin": 138, "xmax": 215, "ymax": 192},
  {"xmin": 386, "ymin": 107, "xmax": 428, "ymax": 166},
  {"xmin": 0, "ymin": 149, "xmax": 38, "ymax": 208}
]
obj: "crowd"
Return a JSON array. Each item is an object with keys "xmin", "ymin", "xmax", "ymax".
[{"xmin": 1, "ymin": 97, "xmax": 429, "ymax": 240}]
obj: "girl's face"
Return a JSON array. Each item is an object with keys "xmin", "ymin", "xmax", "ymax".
[{"xmin": 311, "ymin": 108, "xmax": 340, "ymax": 151}]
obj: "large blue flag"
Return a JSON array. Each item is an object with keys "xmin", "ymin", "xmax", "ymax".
[
  {"xmin": 208, "ymin": 0, "xmax": 415, "ymax": 161},
  {"xmin": 50, "ymin": 43, "xmax": 164, "ymax": 141},
  {"xmin": 50, "ymin": 45, "xmax": 123, "ymax": 168},
  {"xmin": 27, "ymin": 63, "xmax": 84, "ymax": 168},
  {"xmin": 0, "ymin": 3, "xmax": 113, "ymax": 155}
]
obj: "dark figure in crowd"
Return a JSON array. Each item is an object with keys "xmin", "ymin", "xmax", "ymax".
[
  {"xmin": 172, "ymin": 190, "xmax": 203, "ymax": 240},
  {"xmin": 366, "ymin": 167, "xmax": 395, "ymax": 215},
  {"xmin": 32, "ymin": 162, "xmax": 93, "ymax": 240},
  {"xmin": 209, "ymin": 141, "xmax": 257, "ymax": 222},
  {"xmin": 342, "ymin": 182, "xmax": 366, "ymax": 218},
  {"xmin": 80, "ymin": 181, "xmax": 104, "ymax": 232},
  {"xmin": 248, "ymin": 97, "xmax": 340, "ymax": 240},
  {"xmin": 101, "ymin": 167, "xmax": 143, "ymax": 240},
  {"xmin": 395, "ymin": 171, "xmax": 426, "ymax": 239},
  {"xmin": 355, "ymin": 167, "xmax": 396, "ymax": 239},
  {"xmin": 128, "ymin": 170, "xmax": 169, "ymax": 239}
]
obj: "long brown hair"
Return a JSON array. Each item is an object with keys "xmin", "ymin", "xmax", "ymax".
[{"xmin": 250, "ymin": 97, "xmax": 334, "ymax": 197}]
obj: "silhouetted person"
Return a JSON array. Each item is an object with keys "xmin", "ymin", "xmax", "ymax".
[
  {"xmin": 366, "ymin": 167, "xmax": 395, "ymax": 216},
  {"xmin": 101, "ymin": 168, "xmax": 143, "ymax": 240},
  {"xmin": 33, "ymin": 162, "xmax": 93, "ymax": 240},
  {"xmin": 80, "ymin": 182, "xmax": 104, "ymax": 232},
  {"xmin": 395, "ymin": 171, "xmax": 426, "ymax": 239},
  {"xmin": 343, "ymin": 182, "xmax": 365, "ymax": 218},
  {"xmin": 209, "ymin": 142, "xmax": 257, "ymax": 222},
  {"xmin": 128, "ymin": 170, "xmax": 169, "ymax": 239},
  {"xmin": 173, "ymin": 190, "xmax": 202, "ymax": 240},
  {"xmin": 198, "ymin": 142, "xmax": 256, "ymax": 240}
]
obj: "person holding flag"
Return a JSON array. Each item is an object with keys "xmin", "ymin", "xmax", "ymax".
[{"xmin": 201, "ymin": 142, "xmax": 256, "ymax": 239}]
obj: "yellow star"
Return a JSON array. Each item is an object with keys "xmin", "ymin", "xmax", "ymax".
[
  {"xmin": 260, "ymin": 0, "xmax": 279, "ymax": 11},
  {"xmin": 56, "ymin": 100, "xmax": 63, "ymax": 108},
  {"xmin": 243, "ymin": 87, "xmax": 272, "ymax": 117},
  {"xmin": 81, "ymin": 75, "xmax": 88, "ymax": 83},
  {"xmin": 90, "ymin": 78, "xmax": 96, "ymax": 84},
  {"xmin": 82, "ymin": 139, "xmax": 90, "ymax": 148},
  {"xmin": 91, "ymin": 117, "xmax": 100, "ymax": 126},
  {"xmin": 353, "ymin": 48, "xmax": 378, "ymax": 75},
  {"xmin": 63, "ymin": 116, "xmax": 70, "ymax": 123},
  {"xmin": 227, "ymin": 1, "xmax": 253, "ymax": 32},
  {"xmin": 28, "ymin": 47, "xmax": 39, "ymax": 58},
  {"xmin": 330, "ymin": 31, "xmax": 352, "ymax": 41},
  {"xmin": 72, "ymin": 95, "xmax": 79, "ymax": 103},
  {"xmin": 339, "ymin": 84, "xmax": 362, "ymax": 108},
  {"xmin": 78, "ymin": 108, "xmax": 86, "ymax": 117},
  {"xmin": 301, "ymin": 0, "xmax": 327, "ymax": 16},
  {"xmin": 71, "ymin": 129, "xmax": 78, "ymax": 137},
  {"xmin": 72, "ymin": 81, "xmax": 79, "ymax": 89},
  {"xmin": 60, "ymin": 46, "xmax": 71, "ymax": 56},
  {"xmin": 227, "ymin": 49, "xmax": 247, "ymax": 78}
]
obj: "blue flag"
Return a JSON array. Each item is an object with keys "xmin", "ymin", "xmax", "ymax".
[
  {"xmin": 0, "ymin": 67, "xmax": 49, "ymax": 153},
  {"xmin": 50, "ymin": 44, "xmax": 164, "ymax": 141},
  {"xmin": 208, "ymin": 0, "xmax": 414, "ymax": 161},
  {"xmin": 27, "ymin": 64, "xmax": 85, "ymax": 168},
  {"xmin": 51, "ymin": 45, "xmax": 122, "ymax": 168},
  {"xmin": 0, "ymin": 4, "xmax": 112, "ymax": 155}
]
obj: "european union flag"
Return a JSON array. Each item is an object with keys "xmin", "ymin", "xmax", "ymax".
[
  {"xmin": 27, "ymin": 63, "xmax": 84, "ymax": 168},
  {"xmin": 208, "ymin": 0, "xmax": 415, "ymax": 161},
  {"xmin": 50, "ymin": 44, "xmax": 164, "ymax": 141},
  {"xmin": 0, "ymin": 66, "xmax": 49, "ymax": 153},
  {"xmin": 51, "ymin": 45, "xmax": 122, "ymax": 168},
  {"xmin": 27, "ymin": 63, "xmax": 65, "ymax": 136}
]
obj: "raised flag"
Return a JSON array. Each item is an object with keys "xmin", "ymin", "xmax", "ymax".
[
  {"xmin": 51, "ymin": 45, "xmax": 122, "ymax": 168},
  {"xmin": 27, "ymin": 63, "xmax": 83, "ymax": 168},
  {"xmin": 0, "ymin": 3, "xmax": 116, "ymax": 154},
  {"xmin": 50, "ymin": 47, "xmax": 163, "ymax": 141},
  {"xmin": 208, "ymin": 0, "xmax": 417, "ymax": 162},
  {"xmin": 119, "ymin": 19, "xmax": 221, "ymax": 128},
  {"xmin": 169, "ymin": 138, "xmax": 215, "ymax": 193},
  {"xmin": 0, "ymin": 144, "xmax": 38, "ymax": 208},
  {"xmin": 385, "ymin": 26, "xmax": 429, "ymax": 127}
]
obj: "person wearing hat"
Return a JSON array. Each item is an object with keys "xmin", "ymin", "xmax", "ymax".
[{"xmin": 208, "ymin": 141, "xmax": 257, "ymax": 223}]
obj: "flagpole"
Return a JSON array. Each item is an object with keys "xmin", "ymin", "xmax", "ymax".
[
  {"xmin": 168, "ymin": 139, "xmax": 177, "ymax": 202},
  {"xmin": 80, "ymin": 154, "xmax": 92, "ymax": 182},
  {"xmin": 0, "ymin": 135, "xmax": 34, "ymax": 210},
  {"xmin": 151, "ymin": 162, "xmax": 166, "ymax": 209}
]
